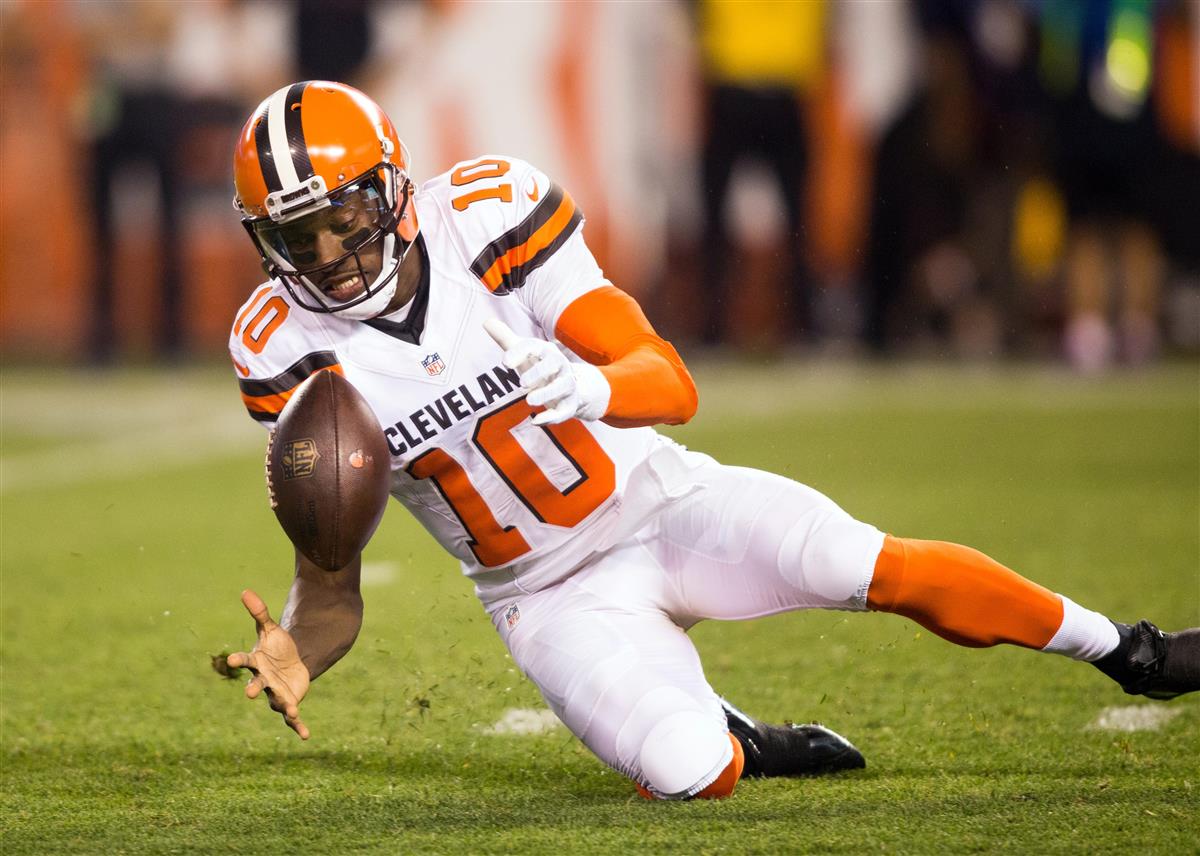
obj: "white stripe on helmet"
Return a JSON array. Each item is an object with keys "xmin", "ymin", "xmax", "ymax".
[{"xmin": 266, "ymin": 86, "xmax": 301, "ymax": 189}]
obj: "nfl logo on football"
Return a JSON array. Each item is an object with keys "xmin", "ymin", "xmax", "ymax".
[{"xmin": 422, "ymin": 353, "xmax": 445, "ymax": 376}]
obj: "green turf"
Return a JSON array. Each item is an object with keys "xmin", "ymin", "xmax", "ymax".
[{"xmin": 2, "ymin": 361, "xmax": 1197, "ymax": 854}]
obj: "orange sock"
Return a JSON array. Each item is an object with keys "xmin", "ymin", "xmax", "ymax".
[
  {"xmin": 867, "ymin": 535, "xmax": 1064, "ymax": 649},
  {"xmin": 695, "ymin": 734, "xmax": 744, "ymax": 799},
  {"xmin": 635, "ymin": 733, "xmax": 745, "ymax": 800}
]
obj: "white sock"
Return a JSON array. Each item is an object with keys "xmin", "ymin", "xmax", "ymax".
[{"xmin": 1041, "ymin": 595, "xmax": 1120, "ymax": 661}]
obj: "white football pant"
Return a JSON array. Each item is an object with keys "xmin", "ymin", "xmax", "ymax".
[{"xmin": 490, "ymin": 446, "xmax": 885, "ymax": 798}]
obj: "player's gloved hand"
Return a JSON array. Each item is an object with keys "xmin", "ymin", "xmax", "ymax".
[
  {"xmin": 225, "ymin": 589, "xmax": 312, "ymax": 740},
  {"xmin": 484, "ymin": 318, "xmax": 610, "ymax": 425}
]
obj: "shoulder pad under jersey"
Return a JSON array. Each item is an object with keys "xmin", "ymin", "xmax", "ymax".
[
  {"xmin": 228, "ymin": 281, "xmax": 342, "ymax": 425},
  {"xmin": 420, "ymin": 155, "xmax": 584, "ymax": 295}
]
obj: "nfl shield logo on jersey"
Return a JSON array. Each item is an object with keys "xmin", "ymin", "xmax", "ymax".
[
  {"xmin": 505, "ymin": 604, "xmax": 521, "ymax": 629},
  {"xmin": 421, "ymin": 353, "xmax": 445, "ymax": 376}
]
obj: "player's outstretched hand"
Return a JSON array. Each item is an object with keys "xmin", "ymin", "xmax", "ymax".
[
  {"xmin": 226, "ymin": 589, "xmax": 312, "ymax": 740},
  {"xmin": 484, "ymin": 318, "xmax": 609, "ymax": 425}
]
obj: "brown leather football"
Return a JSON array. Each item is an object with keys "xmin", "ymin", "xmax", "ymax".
[{"xmin": 266, "ymin": 370, "xmax": 390, "ymax": 571}]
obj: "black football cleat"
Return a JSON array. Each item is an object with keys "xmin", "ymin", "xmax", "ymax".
[
  {"xmin": 1092, "ymin": 620, "xmax": 1200, "ymax": 700},
  {"xmin": 721, "ymin": 698, "xmax": 866, "ymax": 778}
]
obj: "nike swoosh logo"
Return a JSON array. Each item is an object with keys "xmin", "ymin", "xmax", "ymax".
[
  {"xmin": 233, "ymin": 358, "xmax": 250, "ymax": 377},
  {"xmin": 526, "ymin": 179, "xmax": 540, "ymax": 203}
]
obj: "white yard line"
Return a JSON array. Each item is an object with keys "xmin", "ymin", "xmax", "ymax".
[
  {"xmin": 1087, "ymin": 704, "xmax": 1183, "ymax": 733},
  {"xmin": 0, "ymin": 416, "xmax": 262, "ymax": 494},
  {"xmin": 2, "ymin": 363, "xmax": 1193, "ymax": 492},
  {"xmin": 481, "ymin": 707, "xmax": 563, "ymax": 735},
  {"xmin": 360, "ymin": 561, "xmax": 398, "ymax": 587},
  {"xmin": 688, "ymin": 361, "xmax": 1199, "ymax": 418},
  {"xmin": 1, "ymin": 369, "xmax": 262, "ymax": 493}
]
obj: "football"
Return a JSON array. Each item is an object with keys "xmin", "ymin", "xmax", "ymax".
[{"xmin": 265, "ymin": 370, "xmax": 391, "ymax": 571}]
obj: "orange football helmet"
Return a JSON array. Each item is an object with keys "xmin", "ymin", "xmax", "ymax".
[{"xmin": 233, "ymin": 81, "xmax": 415, "ymax": 318}]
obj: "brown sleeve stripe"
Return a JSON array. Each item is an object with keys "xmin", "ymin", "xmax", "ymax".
[
  {"xmin": 239, "ymin": 352, "xmax": 342, "ymax": 418},
  {"xmin": 242, "ymin": 364, "xmax": 343, "ymax": 419},
  {"xmin": 469, "ymin": 184, "xmax": 584, "ymax": 294},
  {"xmin": 238, "ymin": 351, "xmax": 340, "ymax": 396}
]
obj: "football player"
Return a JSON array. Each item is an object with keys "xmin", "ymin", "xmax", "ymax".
[{"xmin": 222, "ymin": 82, "xmax": 1199, "ymax": 800}]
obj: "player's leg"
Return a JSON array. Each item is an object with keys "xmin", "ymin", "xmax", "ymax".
[
  {"xmin": 867, "ymin": 535, "xmax": 1199, "ymax": 699},
  {"xmin": 644, "ymin": 450, "xmax": 1198, "ymax": 700},
  {"xmin": 490, "ymin": 542, "xmax": 744, "ymax": 800},
  {"xmin": 635, "ymin": 457, "xmax": 881, "ymax": 777},
  {"xmin": 645, "ymin": 456, "xmax": 885, "ymax": 621}
]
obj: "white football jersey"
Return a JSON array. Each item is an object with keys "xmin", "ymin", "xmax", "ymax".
[{"xmin": 230, "ymin": 156, "xmax": 668, "ymax": 607}]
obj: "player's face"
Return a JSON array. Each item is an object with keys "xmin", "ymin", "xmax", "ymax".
[
  {"xmin": 252, "ymin": 180, "xmax": 392, "ymax": 306},
  {"xmin": 278, "ymin": 195, "xmax": 382, "ymax": 302}
]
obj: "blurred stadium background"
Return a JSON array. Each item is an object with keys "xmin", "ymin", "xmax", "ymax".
[
  {"xmin": 3, "ymin": 3, "xmax": 1199, "ymax": 851},
  {"xmin": 2, "ymin": 0, "xmax": 1198, "ymax": 369}
]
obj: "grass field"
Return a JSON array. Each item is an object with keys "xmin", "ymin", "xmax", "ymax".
[{"xmin": 2, "ymin": 360, "xmax": 1197, "ymax": 854}]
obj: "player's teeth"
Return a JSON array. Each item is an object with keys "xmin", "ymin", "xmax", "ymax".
[{"xmin": 330, "ymin": 276, "xmax": 360, "ymax": 296}]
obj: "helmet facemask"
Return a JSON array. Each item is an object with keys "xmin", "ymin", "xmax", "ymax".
[{"xmin": 244, "ymin": 163, "xmax": 415, "ymax": 320}]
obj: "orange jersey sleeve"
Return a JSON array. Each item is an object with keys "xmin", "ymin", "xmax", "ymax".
[{"xmin": 554, "ymin": 286, "xmax": 698, "ymax": 428}]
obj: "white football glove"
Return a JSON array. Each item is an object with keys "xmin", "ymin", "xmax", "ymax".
[{"xmin": 484, "ymin": 318, "xmax": 610, "ymax": 425}]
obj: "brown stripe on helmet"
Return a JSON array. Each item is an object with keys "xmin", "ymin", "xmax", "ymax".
[
  {"xmin": 283, "ymin": 81, "xmax": 314, "ymax": 181},
  {"xmin": 254, "ymin": 106, "xmax": 282, "ymax": 193}
]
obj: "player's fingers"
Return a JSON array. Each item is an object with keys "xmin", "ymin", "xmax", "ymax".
[
  {"xmin": 245, "ymin": 674, "xmax": 267, "ymax": 700},
  {"xmin": 502, "ymin": 344, "xmax": 543, "ymax": 375},
  {"xmin": 483, "ymin": 317, "xmax": 521, "ymax": 351},
  {"xmin": 268, "ymin": 687, "xmax": 309, "ymax": 739},
  {"xmin": 520, "ymin": 356, "xmax": 563, "ymax": 391},
  {"xmin": 286, "ymin": 714, "xmax": 311, "ymax": 741},
  {"xmin": 527, "ymin": 375, "xmax": 572, "ymax": 408},
  {"xmin": 532, "ymin": 400, "xmax": 575, "ymax": 426},
  {"xmin": 240, "ymin": 590, "xmax": 275, "ymax": 629},
  {"xmin": 225, "ymin": 651, "xmax": 254, "ymax": 670},
  {"xmin": 265, "ymin": 683, "xmax": 297, "ymax": 713}
]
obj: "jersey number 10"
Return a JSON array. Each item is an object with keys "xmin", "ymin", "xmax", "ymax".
[
  {"xmin": 450, "ymin": 158, "xmax": 514, "ymax": 211},
  {"xmin": 408, "ymin": 398, "xmax": 616, "ymax": 566}
]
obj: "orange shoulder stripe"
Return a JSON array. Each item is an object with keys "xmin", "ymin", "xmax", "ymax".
[{"xmin": 471, "ymin": 184, "xmax": 582, "ymax": 294}]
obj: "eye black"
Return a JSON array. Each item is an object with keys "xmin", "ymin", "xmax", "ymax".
[{"xmin": 340, "ymin": 227, "xmax": 373, "ymax": 251}]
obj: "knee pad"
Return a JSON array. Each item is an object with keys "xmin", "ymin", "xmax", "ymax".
[
  {"xmin": 781, "ymin": 511, "xmax": 885, "ymax": 605},
  {"xmin": 639, "ymin": 710, "xmax": 731, "ymax": 799}
]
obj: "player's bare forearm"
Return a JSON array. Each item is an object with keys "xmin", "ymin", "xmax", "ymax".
[{"xmin": 279, "ymin": 549, "xmax": 364, "ymax": 680}]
